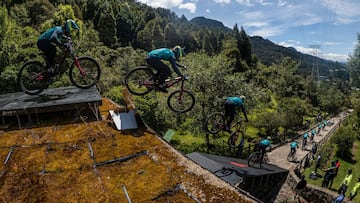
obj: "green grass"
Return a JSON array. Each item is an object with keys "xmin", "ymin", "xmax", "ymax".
[{"xmin": 304, "ymin": 140, "xmax": 360, "ymax": 202}]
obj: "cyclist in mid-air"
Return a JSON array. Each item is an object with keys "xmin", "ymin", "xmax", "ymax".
[
  {"xmin": 146, "ymin": 46, "xmax": 186, "ymax": 93},
  {"xmin": 224, "ymin": 95, "xmax": 249, "ymax": 132},
  {"xmin": 259, "ymin": 136, "xmax": 271, "ymax": 163},
  {"xmin": 37, "ymin": 19, "xmax": 79, "ymax": 73},
  {"xmin": 290, "ymin": 140, "xmax": 299, "ymax": 156}
]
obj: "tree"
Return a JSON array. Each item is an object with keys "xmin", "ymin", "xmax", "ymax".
[
  {"xmin": 164, "ymin": 23, "xmax": 178, "ymax": 47},
  {"xmin": 239, "ymin": 26, "xmax": 252, "ymax": 65},
  {"xmin": 347, "ymin": 33, "xmax": 360, "ymax": 87}
]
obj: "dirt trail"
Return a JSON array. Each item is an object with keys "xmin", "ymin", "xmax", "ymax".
[{"xmin": 267, "ymin": 111, "xmax": 350, "ymax": 202}]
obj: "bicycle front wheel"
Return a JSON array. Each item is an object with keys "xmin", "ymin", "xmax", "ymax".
[
  {"xmin": 69, "ymin": 56, "xmax": 101, "ymax": 89},
  {"xmin": 17, "ymin": 61, "xmax": 48, "ymax": 95},
  {"xmin": 228, "ymin": 131, "xmax": 244, "ymax": 148},
  {"xmin": 205, "ymin": 112, "xmax": 225, "ymax": 134},
  {"xmin": 125, "ymin": 66, "xmax": 155, "ymax": 96},
  {"xmin": 167, "ymin": 90, "xmax": 195, "ymax": 113}
]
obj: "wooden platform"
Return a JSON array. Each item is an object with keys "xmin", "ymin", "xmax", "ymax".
[{"xmin": 0, "ymin": 86, "xmax": 102, "ymax": 128}]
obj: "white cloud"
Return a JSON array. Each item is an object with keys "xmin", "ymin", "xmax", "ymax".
[
  {"xmin": 251, "ymin": 26, "xmax": 284, "ymax": 37},
  {"xmin": 213, "ymin": 0, "xmax": 231, "ymax": 4},
  {"xmin": 278, "ymin": 41, "xmax": 348, "ymax": 62},
  {"xmin": 137, "ymin": 0, "xmax": 197, "ymax": 13},
  {"xmin": 137, "ymin": 0, "xmax": 183, "ymax": 8},
  {"xmin": 235, "ymin": 0, "xmax": 254, "ymax": 6},
  {"xmin": 179, "ymin": 3, "xmax": 196, "ymax": 13},
  {"xmin": 277, "ymin": 0, "xmax": 288, "ymax": 7},
  {"xmin": 243, "ymin": 21, "xmax": 268, "ymax": 27}
]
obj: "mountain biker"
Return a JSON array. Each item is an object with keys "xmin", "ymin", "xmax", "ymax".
[
  {"xmin": 302, "ymin": 132, "xmax": 309, "ymax": 149},
  {"xmin": 145, "ymin": 46, "xmax": 186, "ymax": 93},
  {"xmin": 224, "ymin": 95, "xmax": 249, "ymax": 132},
  {"xmin": 259, "ymin": 136, "xmax": 271, "ymax": 163},
  {"xmin": 37, "ymin": 19, "xmax": 79, "ymax": 73},
  {"xmin": 290, "ymin": 140, "xmax": 299, "ymax": 156},
  {"xmin": 311, "ymin": 128, "xmax": 316, "ymax": 141}
]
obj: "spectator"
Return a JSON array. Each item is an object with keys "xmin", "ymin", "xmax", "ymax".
[
  {"xmin": 314, "ymin": 154, "xmax": 322, "ymax": 174},
  {"xmin": 338, "ymin": 169, "xmax": 352, "ymax": 194},
  {"xmin": 335, "ymin": 160, "xmax": 341, "ymax": 176},
  {"xmin": 349, "ymin": 177, "xmax": 360, "ymax": 200},
  {"xmin": 334, "ymin": 192, "xmax": 345, "ymax": 203},
  {"xmin": 311, "ymin": 142, "xmax": 317, "ymax": 160},
  {"xmin": 294, "ymin": 175, "xmax": 307, "ymax": 201},
  {"xmin": 322, "ymin": 160, "xmax": 336, "ymax": 188}
]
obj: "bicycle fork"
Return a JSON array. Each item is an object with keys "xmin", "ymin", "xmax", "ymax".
[{"xmin": 74, "ymin": 57, "xmax": 86, "ymax": 75}]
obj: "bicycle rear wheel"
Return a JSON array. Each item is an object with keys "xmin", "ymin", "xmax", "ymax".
[
  {"xmin": 125, "ymin": 66, "xmax": 155, "ymax": 96},
  {"xmin": 69, "ymin": 56, "xmax": 101, "ymax": 89},
  {"xmin": 205, "ymin": 112, "xmax": 225, "ymax": 134},
  {"xmin": 167, "ymin": 90, "xmax": 195, "ymax": 113},
  {"xmin": 17, "ymin": 61, "xmax": 48, "ymax": 95}
]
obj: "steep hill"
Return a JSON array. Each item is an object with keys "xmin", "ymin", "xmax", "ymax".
[{"xmin": 190, "ymin": 17, "xmax": 348, "ymax": 79}]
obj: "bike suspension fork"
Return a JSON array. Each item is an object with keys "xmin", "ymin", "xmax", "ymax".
[{"xmin": 74, "ymin": 57, "xmax": 86, "ymax": 75}]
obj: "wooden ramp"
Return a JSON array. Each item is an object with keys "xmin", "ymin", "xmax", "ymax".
[{"xmin": 0, "ymin": 86, "xmax": 102, "ymax": 129}]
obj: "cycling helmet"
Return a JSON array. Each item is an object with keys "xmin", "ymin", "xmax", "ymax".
[
  {"xmin": 239, "ymin": 95, "xmax": 246, "ymax": 102},
  {"xmin": 173, "ymin": 45, "xmax": 185, "ymax": 60},
  {"xmin": 267, "ymin": 136, "xmax": 271, "ymax": 140},
  {"xmin": 64, "ymin": 19, "xmax": 79, "ymax": 35}
]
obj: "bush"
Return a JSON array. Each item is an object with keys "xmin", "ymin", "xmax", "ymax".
[{"xmin": 330, "ymin": 126, "xmax": 356, "ymax": 160}]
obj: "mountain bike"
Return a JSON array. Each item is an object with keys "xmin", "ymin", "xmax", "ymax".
[
  {"xmin": 17, "ymin": 36, "xmax": 101, "ymax": 95},
  {"xmin": 205, "ymin": 112, "xmax": 246, "ymax": 156},
  {"xmin": 247, "ymin": 150, "xmax": 268, "ymax": 168},
  {"xmin": 124, "ymin": 66, "xmax": 195, "ymax": 113},
  {"xmin": 287, "ymin": 149, "xmax": 297, "ymax": 162},
  {"xmin": 301, "ymin": 138, "xmax": 307, "ymax": 150}
]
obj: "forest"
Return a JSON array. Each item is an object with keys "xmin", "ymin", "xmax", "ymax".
[{"xmin": 1, "ymin": 0, "xmax": 360, "ymax": 156}]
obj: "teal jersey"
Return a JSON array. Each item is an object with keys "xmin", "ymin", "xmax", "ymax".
[
  {"xmin": 147, "ymin": 48, "xmax": 176, "ymax": 61},
  {"xmin": 303, "ymin": 132, "xmax": 309, "ymax": 139},
  {"xmin": 290, "ymin": 142, "xmax": 298, "ymax": 149},
  {"xmin": 226, "ymin": 97, "xmax": 244, "ymax": 107},
  {"xmin": 260, "ymin": 139, "xmax": 271, "ymax": 147},
  {"xmin": 38, "ymin": 26, "xmax": 64, "ymax": 45},
  {"xmin": 311, "ymin": 129, "xmax": 316, "ymax": 135}
]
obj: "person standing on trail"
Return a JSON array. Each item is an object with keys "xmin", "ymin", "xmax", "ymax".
[
  {"xmin": 350, "ymin": 177, "xmax": 360, "ymax": 200},
  {"xmin": 322, "ymin": 161, "xmax": 336, "ymax": 188},
  {"xmin": 311, "ymin": 141, "xmax": 317, "ymax": 160},
  {"xmin": 224, "ymin": 95, "xmax": 249, "ymax": 132}
]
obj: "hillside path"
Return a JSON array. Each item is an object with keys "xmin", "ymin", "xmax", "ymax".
[{"xmin": 266, "ymin": 111, "xmax": 351, "ymax": 202}]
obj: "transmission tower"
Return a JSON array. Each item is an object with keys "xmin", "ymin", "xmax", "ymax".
[{"xmin": 309, "ymin": 45, "xmax": 321, "ymax": 85}]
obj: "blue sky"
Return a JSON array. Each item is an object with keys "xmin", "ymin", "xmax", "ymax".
[{"xmin": 137, "ymin": 0, "xmax": 360, "ymax": 62}]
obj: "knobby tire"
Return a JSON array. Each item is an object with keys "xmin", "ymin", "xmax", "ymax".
[
  {"xmin": 17, "ymin": 61, "xmax": 48, "ymax": 95},
  {"xmin": 69, "ymin": 56, "xmax": 101, "ymax": 89},
  {"xmin": 125, "ymin": 66, "xmax": 155, "ymax": 96},
  {"xmin": 167, "ymin": 90, "xmax": 195, "ymax": 113},
  {"xmin": 205, "ymin": 112, "xmax": 225, "ymax": 134}
]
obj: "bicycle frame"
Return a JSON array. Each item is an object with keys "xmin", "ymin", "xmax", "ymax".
[{"xmin": 51, "ymin": 37, "xmax": 85, "ymax": 76}]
